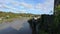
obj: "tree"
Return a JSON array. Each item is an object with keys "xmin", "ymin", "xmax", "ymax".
[{"xmin": 54, "ymin": 4, "xmax": 60, "ymax": 34}]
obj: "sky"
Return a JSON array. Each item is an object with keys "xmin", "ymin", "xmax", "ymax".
[{"xmin": 0, "ymin": 0, "xmax": 54, "ymax": 15}]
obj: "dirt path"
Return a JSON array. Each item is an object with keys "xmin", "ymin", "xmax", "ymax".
[{"xmin": 0, "ymin": 18, "xmax": 32, "ymax": 34}]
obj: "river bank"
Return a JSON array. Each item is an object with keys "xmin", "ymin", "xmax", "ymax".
[{"xmin": 0, "ymin": 17, "xmax": 31, "ymax": 24}]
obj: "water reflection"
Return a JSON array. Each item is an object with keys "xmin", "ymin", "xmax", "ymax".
[{"xmin": 0, "ymin": 18, "xmax": 32, "ymax": 34}]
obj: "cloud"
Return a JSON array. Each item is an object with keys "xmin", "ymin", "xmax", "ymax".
[
  {"xmin": 6, "ymin": 0, "xmax": 33, "ymax": 9},
  {"xmin": 11, "ymin": 1, "xmax": 35, "ymax": 11},
  {"xmin": 1, "ymin": 0, "xmax": 34, "ymax": 9},
  {"xmin": 16, "ymin": 10, "xmax": 27, "ymax": 13},
  {"xmin": 20, "ymin": 2, "xmax": 33, "ymax": 9},
  {"xmin": 35, "ymin": 0, "xmax": 54, "ymax": 11},
  {"xmin": 0, "ymin": 0, "xmax": 54, "ymax": 14},
  {"xmin": 0, "ymin": 4, "xmax": 8, "ymax": 9},
  {"xmin": 35, "ymin": 3, "xmax": 43, "ymax": 9}
]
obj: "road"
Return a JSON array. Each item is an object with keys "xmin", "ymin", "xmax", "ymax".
[{"xmin": 0, "ymin": 18, "xmax": 32, "ymax": 34}]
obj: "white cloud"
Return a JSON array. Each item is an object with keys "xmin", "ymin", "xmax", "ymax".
[
  {"xmin": 35, "ymin": 0, "xmax": 54, "ymax": 13},
  {"xmin": 35, "ymin": 3, "xmax": 43, "ymax": 9},
  {"xmin": 0, "ymin": 0, "xmax": 54, "ymax": 14},
  {"xmin": 19, "ymin": 2, "xmax": 33, "ymax": 9},
  {"xmin": 0, "ymin": 4, "xmax": 9, "ymax": 9},
  {"xmin": 6, "ymin": 0, "xmax": 33, "ymax": 9},
  {"xmin": 17, "ymin": 10, "xmax": 27, "ymax": 13}
]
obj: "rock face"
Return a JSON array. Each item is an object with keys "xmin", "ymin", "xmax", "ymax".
[
  {"xmin": 38, "ymin": 15, "xmax": 54, "ymax": 34},
  {"xmin": 28, "ymin": 14, "xmax": 54, "ymax": 34},
  {"xmin": 28, "ymin": 17, "xmax": 41, "ymax": 34},
  {"xmin": 28, "ymin": 0, "xmax": 60, "ymax": 34}
]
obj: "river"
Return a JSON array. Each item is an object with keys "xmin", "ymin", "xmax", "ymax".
[{"xmin": 0, "ymin": 17, "xmax": 32, "ymax": 34}]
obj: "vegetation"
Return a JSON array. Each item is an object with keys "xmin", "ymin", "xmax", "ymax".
[
  {"xmin": 28, "ymin": 5, "xmax": 60, "ymax": 34},
  {"xmin": 0, "ymin": 11, "xmax": 40, "ymax": 23},
  {"xmin": 53, "ymin": 5, "xmax": 60, "ymax": 34},
  {"xmin": 25, "ymin": 4, "xmax": 60, "ymax": 34},
  {"xmin": 38, "ymin": 4, "xmax": 60, "ymax": 34}
]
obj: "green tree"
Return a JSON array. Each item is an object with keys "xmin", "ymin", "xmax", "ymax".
[{"xmin": 54, "ymin": 5, "xmax": 60, "ymax": 34}]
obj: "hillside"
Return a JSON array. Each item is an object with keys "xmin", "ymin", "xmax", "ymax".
[{"xmin": 0, "ymin": 11, "xmax": 41, "ymax": 23}]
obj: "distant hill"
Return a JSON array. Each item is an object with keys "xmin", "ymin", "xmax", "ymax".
[
  {"xmin": 0, "ymin": 11, "xmax": 41, "ymax": 23},
  {"xmin": 0, "ymin": 11, "xmax": 41, "ymax": 18}
]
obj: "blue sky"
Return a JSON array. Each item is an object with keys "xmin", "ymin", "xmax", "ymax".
[{"xmin": 0, "ymin": 0, "xmax": 54, "ymax": 14}]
